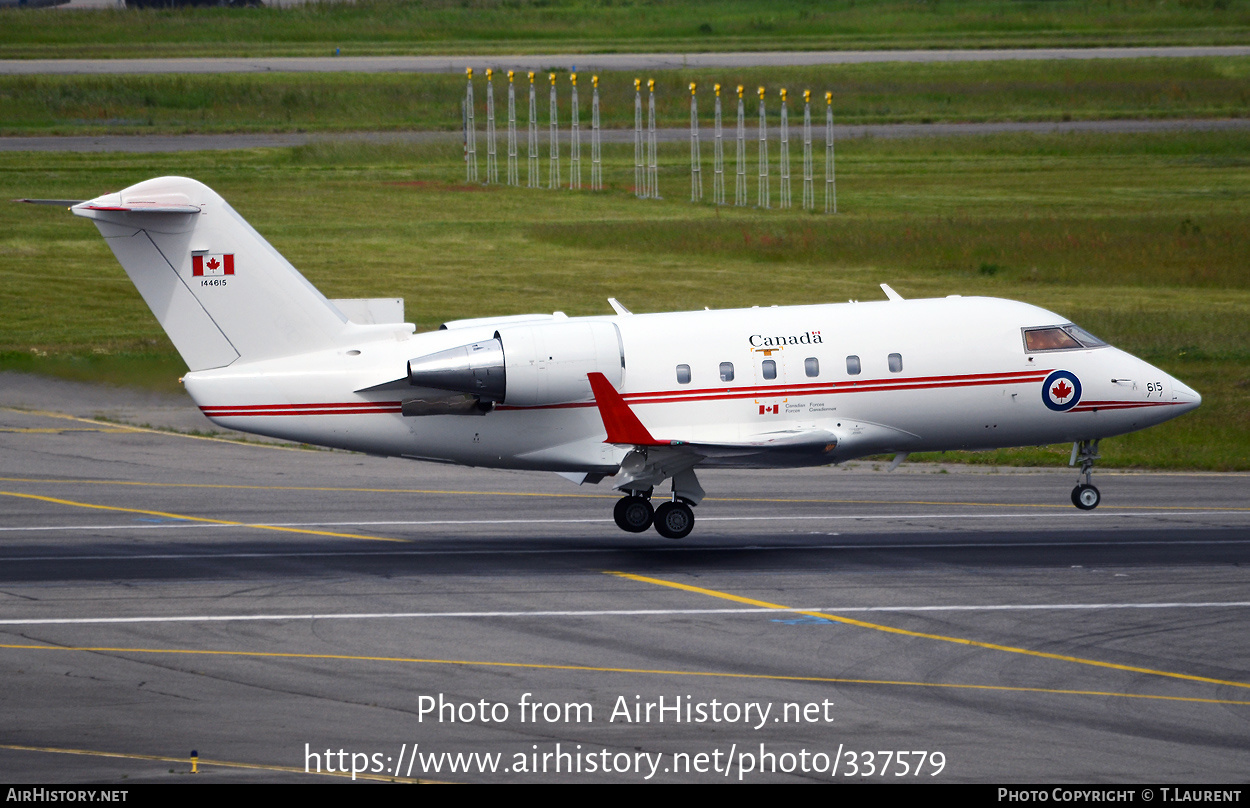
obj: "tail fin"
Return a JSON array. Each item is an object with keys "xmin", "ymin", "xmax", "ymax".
[{"xmin": 74, "ymin": 176, "xmax": 366, "ymax": 372}]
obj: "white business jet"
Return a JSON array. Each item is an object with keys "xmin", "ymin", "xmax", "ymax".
[{"xmin": 51, "ymin": 177, "xmax": 1201, "ymax": 539}]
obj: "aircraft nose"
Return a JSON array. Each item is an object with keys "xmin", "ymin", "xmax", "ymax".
[{"xmin": 1171, "ymin": 377, "xmax": 1202, "ymax": 413}]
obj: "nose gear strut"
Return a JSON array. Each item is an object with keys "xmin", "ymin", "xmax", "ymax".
[{"xmin": 1070, "ymin": 439, "xmax": 1101, "ymax": 510}]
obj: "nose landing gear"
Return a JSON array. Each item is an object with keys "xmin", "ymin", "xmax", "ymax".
[{"xmin": 1070, "ymin": 439, "xmax": 1101, "ymax": 510}]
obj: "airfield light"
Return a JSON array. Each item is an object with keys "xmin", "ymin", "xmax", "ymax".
[
  {"xmin": 690, "ymin": 82, "xmax": 702, "ymax": 202},
  {"xmin": 778, "ymin": 88, "xmax": 791, "ymax": 208},
  {"xmin": 825, "ymin": 92, "xmax": 837, "ymax": 213},
  {"xmin": 757, "ymin": 86, "xmax": 769, "ymax": 208},
  {"xmin": 634, "ymin": 79, "xmax": 644, "ymax": 197},
  {"xmin": 591, "ymin": 75, "xmax": 602, "ymax": 190},
  {"xmin": 549, "ymin": 74, "xmax": 560, "ymax": 188},
  {"xmin": 485, "ymin": 68, "xmax": 498, "ymax": 183},
  {"xmin": 465, "ymin": 68, "xmax": 478, "ymax": 183},
  {"xmin": 712, "ymin": 82, "xmax": 725, "ymax": 205},
  {"xmin": 646, "ymin": 79, "xmax": 659, "ymax": 198},
  {"xmin": 506, "ymin": 70, "xmax": 519, "ymax": 185},
  {"xmin": 570, "ymin": 74, "xmax": 581, "ymax": 190},
  {"xmin": 735, "ymin": 85, "xmax": 747, "ymax": 205},
  {"xmin": 802, "ymin": 90, "xmax": 814, "ymax": 210}
]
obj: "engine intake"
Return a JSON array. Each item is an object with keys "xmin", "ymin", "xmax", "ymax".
[{"xmin": 406, "ymin": 321, "xmax": 624, "ymax": 407}]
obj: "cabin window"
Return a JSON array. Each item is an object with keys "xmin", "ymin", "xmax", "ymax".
[
  {"xmin": 888, "ymin": 353, "xmax": 903, "ymax": 373},
  {"xmin": 1023, "ymin": 327, "xmax": 1083, "ymax": 352},
  {"xmin": 676, "ymin": 364, "xmax": 691, "ymax": 384},
  {"xmin": 761, "ymin": 360, "xmax": 777, "ymax": 380},
  {"xmin": 719, "ymin": 362, "xmax": 735, "ymax": 382},
  {"xmin": 805, "ymin": 357, "xmax": 819, "ymax": 377},
  {"xmin": 846, "ymin": 355, "xmax": 861, "ymax": 375}
]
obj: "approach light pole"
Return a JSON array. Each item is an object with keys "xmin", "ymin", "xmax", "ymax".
[
  {"xmin": 757, "ymin": 85, "xmax": 769, "ymax": 209},
  {"xmin": 690, "ymin": 82, "xmax": 702, "ymax": 203},
  {"xmin": 506, "ymin": 71, "xmax": 519, "ymax": 186},
  {"xmin": 713, "ymin": 83, "xmax": 725, "ymax": 206},
  {"xmin": 465, "ymin": 67, "xmax": 478, "ymax": 183}
]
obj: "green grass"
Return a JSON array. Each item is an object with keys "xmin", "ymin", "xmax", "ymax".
[
  {"xmin": 2, "ymin": 0, "xmax": 1249, "ymax": 59},
  {"xmin": 3, "ymin": 57, "xmax": 1249, "ymax": 136},
  {"xmin": 1, "ymin": 129, "xmax": 1246, "ymax": 468}
]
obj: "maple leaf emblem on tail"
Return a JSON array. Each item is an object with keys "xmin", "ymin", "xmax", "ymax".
[{"xmin": 206, "ymin": 257, "xmax": 220, "ymax": 271}]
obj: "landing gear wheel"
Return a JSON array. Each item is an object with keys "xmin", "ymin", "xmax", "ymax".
[
  {"xmin": 1072, "ymin": 483, "xmax": 1100, "ymax": 510},
  {"xmin": 613, "ymin": 496, "xmax": 654, "ymax": 533},
  {"xmin": 653, "ymin": 501, "xmax": 695, "ymax": 540}
]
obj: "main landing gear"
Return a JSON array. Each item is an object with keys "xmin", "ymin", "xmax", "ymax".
[
  {"xmin": 1070, "ymin": 439, "xmax": 1101, "ymax": 510},
  {"xmin": 612, "ymin": 490, "xmax": 696, "ymax": 539}
]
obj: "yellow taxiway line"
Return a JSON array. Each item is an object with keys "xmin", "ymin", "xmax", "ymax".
[
  {"xmin": 1, "ymin": 642, "xmax": 1246, "ymax": 706},
  {"xmin": 3, "ymin": 476, "xmax": 1248, "ymax": 511},
  {"xmin": 605, "ymin": 571, "xmax": 1250, "ymax": 692},
  {"xmin": 0, "ymin": 743, "xmax": 432, "ymax": 783},
  {"xmin": 0, "ymin": 490, "xmax": 408, "ymax": 543}
]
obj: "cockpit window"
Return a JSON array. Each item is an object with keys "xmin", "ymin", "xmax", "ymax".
[
  {"xmin": 1062, "ymin": 325, "xmax": 1107, "ymax": 348},
  {"xmin": 1023, "ymin": 324, "xmax": 1106, "ymax": 352}
]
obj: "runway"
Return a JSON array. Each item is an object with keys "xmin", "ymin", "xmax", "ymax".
[{"xmin": 1, "ymin": 389, "xmax": 1248, "ymax": 782}]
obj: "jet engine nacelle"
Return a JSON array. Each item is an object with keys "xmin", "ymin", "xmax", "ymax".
[{"xmin": 407, "ymin": 320, "xmax": 624, "ymax": 407}]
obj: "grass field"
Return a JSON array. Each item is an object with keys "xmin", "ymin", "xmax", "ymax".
[
  {"xmin": 3, "ymin": 56, "xmax": 1249, "ymax": 136},
  {"xmin": 2, "ymin": 0, "xmax": 1248, "ymax": 59},
  {"xmin": 2, "ymin": 128, "xmax": 1246, "ymax": 469}
]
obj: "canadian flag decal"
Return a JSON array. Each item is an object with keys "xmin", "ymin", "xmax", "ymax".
[{"xmin": 192, "ymin": 254, "xmax": 235, "ymax": 277}]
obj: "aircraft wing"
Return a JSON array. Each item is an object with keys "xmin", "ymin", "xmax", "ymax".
[{"xmin": 586, "ymin": 373, "xmax": 839, "ymax": 493}]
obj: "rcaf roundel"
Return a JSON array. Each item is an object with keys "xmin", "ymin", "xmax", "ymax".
[{"xmin": 1042, "ymin": 370, "xmax": 1082, "ymax": 412}]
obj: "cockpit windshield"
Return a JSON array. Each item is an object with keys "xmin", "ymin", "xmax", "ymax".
[{"xmin": 1023, "ymin": 324, "xmax": 1107, "ymax": 353}]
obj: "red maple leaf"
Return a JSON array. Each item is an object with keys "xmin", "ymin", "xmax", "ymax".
[
  {"xmin": 206, "ymin": 257, "xmax": 220, "ymax": 270},
  {"xmin": 1051, "ymin": 380, "xmax": 1073, "ymax": 401}
]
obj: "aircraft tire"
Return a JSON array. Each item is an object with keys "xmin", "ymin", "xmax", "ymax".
[
  {"xmin": 614, "ymin": 496, "xmax": 654, "ymax": 533},
  {"xmin": 1072, "ymin": 484, "xmax": 1100, "ymax": 510},
  {"xmin": 653, "ymin": 501, "xmax": 694, "ymax": 540}
]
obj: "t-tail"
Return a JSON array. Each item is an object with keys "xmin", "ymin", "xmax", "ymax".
[{"xmin": 72, "ymin": 176, "xmax": 410, "ymax": 371}]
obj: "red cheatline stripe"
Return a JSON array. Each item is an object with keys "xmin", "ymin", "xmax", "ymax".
[
  {"xmin": 198, "ymin": 369, "xmax": 1056, "ymax": 417},
  {"xmin": 1070, "ymin": 401, "xmax": 1183, "ymax": 412}
]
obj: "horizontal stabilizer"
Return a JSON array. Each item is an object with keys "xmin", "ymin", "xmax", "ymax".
[{"xmin": 16, "ymin": 198, "xmax": 86, "ymax": 207}]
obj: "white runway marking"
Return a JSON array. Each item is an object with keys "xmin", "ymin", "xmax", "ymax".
[
  {"xmin": 1, "ymin": 510, "xmax": 1247, "ymax": 533},
  {"xmin": 3, "ymin": 536, "xmax": 1250, "ymax": 563},
  {"xmin": 3, "ymin": 601, "xmax": 1248, "ymax": 626}
]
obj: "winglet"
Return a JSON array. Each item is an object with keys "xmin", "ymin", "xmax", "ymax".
[{"xmin": 587, "ymin": 372, "xmax": 663, "ymax": 446}]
